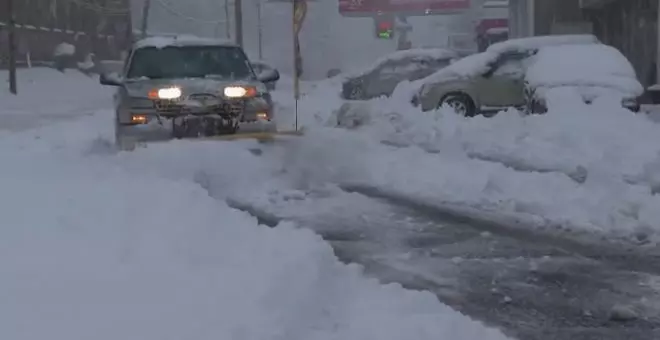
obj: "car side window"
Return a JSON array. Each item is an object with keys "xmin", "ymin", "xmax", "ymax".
[
  {"xmin": 493, "ymin": 59, "xmax": 525, "ymax": 79},
  {"xmin": 377, "ymin": 58, "xmax": 422, "ymax": 78},
  {"xmin": 491, "ymin": 51, "xmax": 531, "ymax": 80}
]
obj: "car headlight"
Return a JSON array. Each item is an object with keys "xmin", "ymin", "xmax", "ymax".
[
  {"xmin": 224, "ymin": 86, "xmax": 257, "ymax": 98},
  {"xmin": 148, "ymin": 87, "xmax": 182, "ymax": 100}
]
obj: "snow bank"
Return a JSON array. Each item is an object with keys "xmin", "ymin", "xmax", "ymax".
[
  {"xmin": 314, "ymin": 91, "xmax": 660, "ymax": 246},
  {"xmin": 273, "ymin": 77, "xmax": 346, "ymax": 129},
  {"xmin": 0, "ymin": 68, "xmax": 111, "ymax": 132},
  {"xmin": 0, "ymin": 109, "xmax": 510, "ymax": 340}
]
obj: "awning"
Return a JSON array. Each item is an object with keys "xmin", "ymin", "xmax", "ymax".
[{"xmin": 476, "ymin": 18, "xmax": 508, "ymax": 34}]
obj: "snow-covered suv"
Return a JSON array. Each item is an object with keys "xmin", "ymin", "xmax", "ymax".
[{"xmin": 410, "ymin": 34, "xmax": 641, "ymax": 116}]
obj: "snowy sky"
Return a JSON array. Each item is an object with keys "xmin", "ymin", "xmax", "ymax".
[{"xmin": 130, "ymin": 0, "xmax": 478, "ymax": 79}]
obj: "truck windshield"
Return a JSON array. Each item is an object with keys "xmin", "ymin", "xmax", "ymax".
[{"xmin": 126, "ymin": 45, "xmax": 254, "ymax": 80}]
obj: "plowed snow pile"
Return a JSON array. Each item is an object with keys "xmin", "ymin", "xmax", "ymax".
[
  {"xmin": 0, "ymin": 68, "xmax": 510, "ymax": 340},
  {"xmin": 294, "ymin": 81, "xmax": 660, "ymax": 247}
]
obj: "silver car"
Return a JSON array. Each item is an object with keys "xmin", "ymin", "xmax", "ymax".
[
  {"xmin": 341, "ymin": 48, "xmax": 459, "ymax": 100},
  {"xmin": 412, "ymin": 35, "xmax": 605, "ymax": 116},
  {"xmin": 99, "ymin": 36, "xmax": 280, "ymax": 150}
]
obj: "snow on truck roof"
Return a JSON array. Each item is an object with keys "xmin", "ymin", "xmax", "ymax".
[{"xmin": 133, "ymin": 35, "xmax": 238, "ymax": 50}]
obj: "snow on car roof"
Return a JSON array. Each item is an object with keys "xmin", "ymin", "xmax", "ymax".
[
  {"xmin": 348, "ymin": 48, "xmax": 460, "ymax": 78},
  {"xmin": 413, "ymin": 51, "xmax": 498, "ymax": 91},
  {"xmin": 374, "ymin": 48, "xmax": 459, "ymax": 64},
  {"xmin": 413, "ymin": 35, "xmax": 601, "ymax": 91},
  {"xmin": 486, "ymin": 34, "xmax": 599, "ymax": 54},
  {"xmin": 525, "ymin": 43, "xmax": 643, "ymax": 98},
  {"xmin": 133, "ymin": 35, "xmax": 238, "ymax": 49}
]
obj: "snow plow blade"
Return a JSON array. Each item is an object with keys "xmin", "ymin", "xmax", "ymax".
[{"xmin": 206, "ymin": 130, "xmax": 304, "ymax": 141}]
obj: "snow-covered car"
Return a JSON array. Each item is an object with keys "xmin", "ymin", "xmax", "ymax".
[
  {"xmin": 250, "ymin": 60, "xmax": 279, "ymax": 91},
  {"xmin": 411, "ymin": 34, "xmax": 604, "ymax": 116},
  {"xmin": 524, "ymin": 43, "xmax": 643, "ymax": 113},
  {"xmin": 341, "ymin": 48, "xmax": 459, "ymax": 101},
  {"xmin": 99, "ymin": 36, "xmax": 280, "ymax": 150}
]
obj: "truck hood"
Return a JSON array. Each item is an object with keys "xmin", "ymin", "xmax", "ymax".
[{"xmin": 124, "ymin": 77, "xmax": 263, "ymax": 99}]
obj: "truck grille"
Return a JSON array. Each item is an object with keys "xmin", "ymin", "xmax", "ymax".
[
  {"xmin": 187, "ymin": 93, "xmax": 217, "ymax": 101},
  {"xmin": 153, "ymin": 93, "xmax": 245, "ymax": 117}
]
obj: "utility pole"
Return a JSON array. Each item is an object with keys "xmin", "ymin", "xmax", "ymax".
[
  {"xmin": 256, "ymin": 0, "xmax": 263, "ymax": 59},
  {"xmin": 7, "ymin": 0, "xmax": 17, "ymax": 94},
  {"xmin": 234, "ymin": 0, "xmax": 243, "ymax": 47},
  {"xmin": 140, "ymin": 0, "xmax": 152, "ymax": 39},
  {"xmin": 224, "ymin": 0, "xmax": 231, "ymax": 39}
]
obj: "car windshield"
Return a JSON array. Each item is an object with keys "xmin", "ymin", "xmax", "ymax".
[{"xmin": 126, "ymin": 45, "xmax": 254, "ymax": 80}]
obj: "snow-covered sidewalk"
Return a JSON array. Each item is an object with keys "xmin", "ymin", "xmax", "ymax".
[
  {"xmin": 0, "ymin": 68, "xmax": 110, "ymax": 131},
  {"xmin": 0, "ymin": 70, "xmax": 510, "ymax": 340}
]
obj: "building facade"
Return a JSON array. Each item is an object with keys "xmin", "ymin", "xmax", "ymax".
[
  {"xmin": 0, "ymin": 0, "xmax": 132, "ymax": 68},
  {"xmin": 508, "ymin": 0, "xmax": 659, "ymax": 95}
]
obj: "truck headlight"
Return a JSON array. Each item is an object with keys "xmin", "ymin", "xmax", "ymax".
[
  {"xmin": 157, "ymin": 87, "xmax": 182, "ymax": 99},
  {"xmin": 224, "ymin": 86, "xmax": 257, "ymax": 98},
  {"xmin": 148, "ymin": 87, "xmax": 182, "ymax": 100}
]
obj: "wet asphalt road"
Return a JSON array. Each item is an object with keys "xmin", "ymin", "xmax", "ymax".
[{"xmin": 231, "ymin": 187, "xmax": 660, "ymax": 340}]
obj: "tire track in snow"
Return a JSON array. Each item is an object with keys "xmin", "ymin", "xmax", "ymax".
[
  {"xmin": 227, "ymin": 187, "xmax": 660, "ymax": 340},
  {"xmin": 342, "ymin": 184, "xmax": 660, "ymax": 277}
]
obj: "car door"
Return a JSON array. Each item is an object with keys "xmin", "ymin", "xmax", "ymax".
[
  {"xmin": 114, "ymin": 48, "xmax": 133, "ymax": 110},
  {"xmin": 476, "ymin": 52, "xmax": 527, "ymax": 110}
]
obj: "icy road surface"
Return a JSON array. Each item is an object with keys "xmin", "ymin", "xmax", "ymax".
[
  {"xmin": 7, "ymin": 68, "xmax": 660, "ymax": 340},
  {"xmin": 230, "ymin": 142, "xmax": 660, "ymax": 340},
  {"xmin": 233, "ymin": 189, "xmax": 660, "ymax": 340}
]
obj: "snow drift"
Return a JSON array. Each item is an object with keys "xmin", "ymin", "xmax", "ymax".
[{"xmin": 299, "ymin": 79, "xmax": 660, "ymax": 247}]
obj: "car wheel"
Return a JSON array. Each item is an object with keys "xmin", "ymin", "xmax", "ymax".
[{"xmin": 439, "ymin": 93, "xmax": 476, "ymax": 117}]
